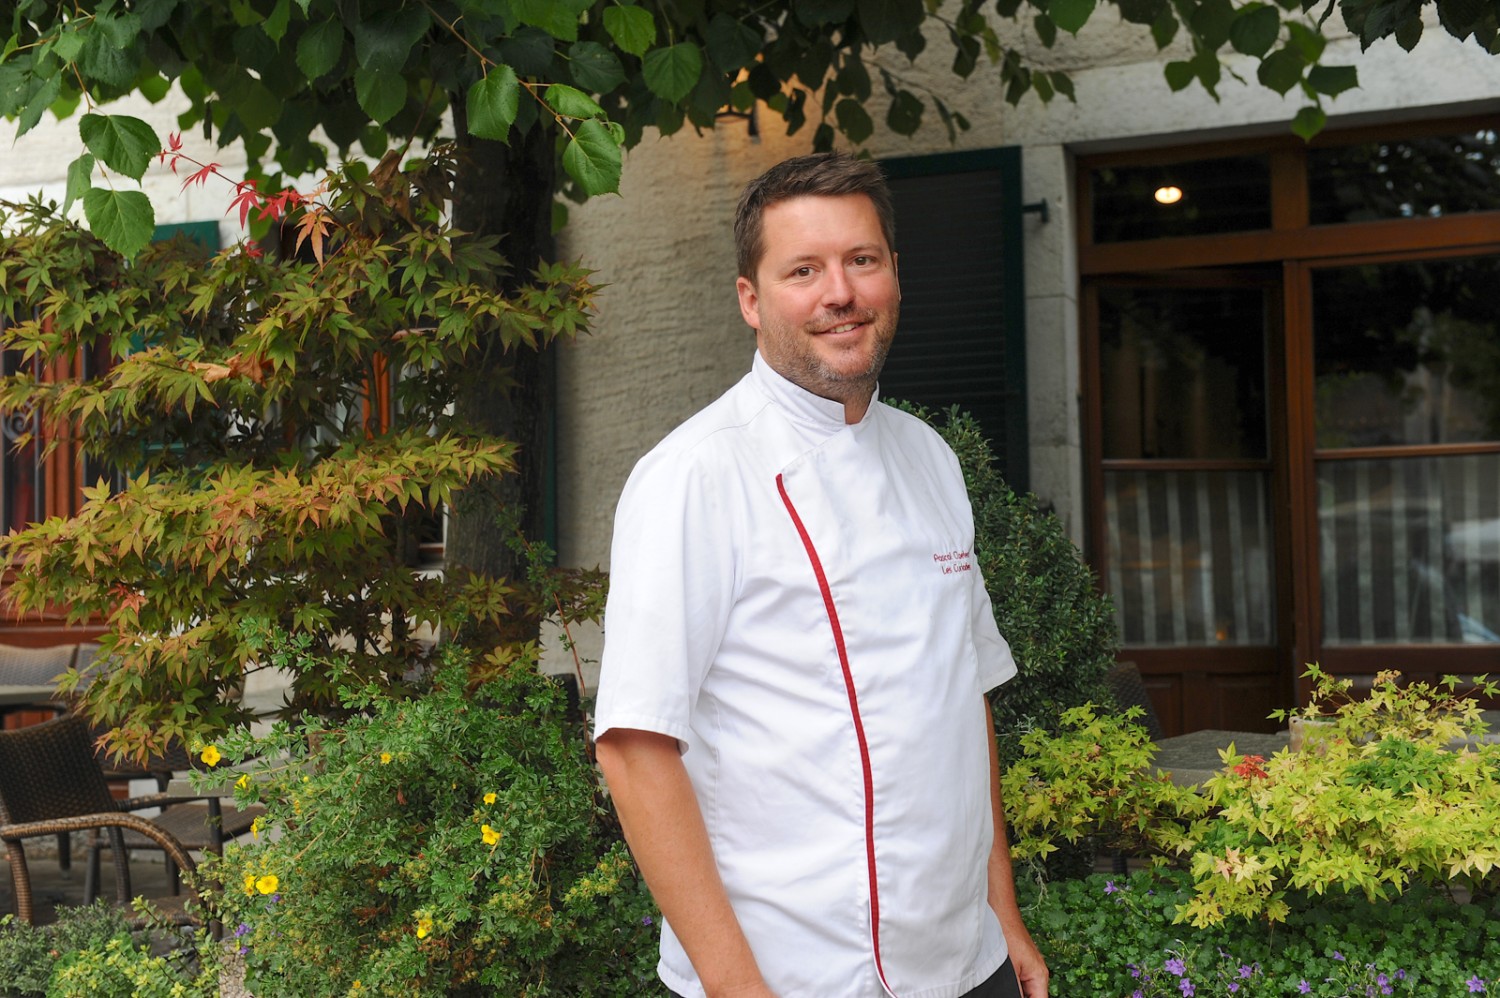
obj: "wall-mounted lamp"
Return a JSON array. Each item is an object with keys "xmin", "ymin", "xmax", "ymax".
[{"xmin": 1153, "ymin": 185, "xmax": 1183, "ymax": 205}]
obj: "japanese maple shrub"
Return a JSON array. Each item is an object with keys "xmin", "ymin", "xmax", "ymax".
[{"xmin": 0, "ymin": 147, "xmax": 598, "ymax": 760}]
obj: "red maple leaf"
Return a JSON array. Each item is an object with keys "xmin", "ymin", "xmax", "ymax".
[
  {"xmin": 227, "ymin": 180, "xmax": 263, "ymax": 228},
  {"xmin": 256, "ymin": 187, "xmax": 306, "ymax": 223},
  {"xmin": 159, "ymin": 131, "xmax": 184, "ymax": 166},
  {"xmin": 181, "ymin": 162, "xmax": 219, "ymax": 192}
]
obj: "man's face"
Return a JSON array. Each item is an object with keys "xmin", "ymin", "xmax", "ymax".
[{"xmin": 736, "ymin": 194, "xmax": 899, "ymax": 418}]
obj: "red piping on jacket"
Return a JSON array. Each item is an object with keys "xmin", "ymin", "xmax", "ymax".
[{"xmin": 776, "ymin": 472, "xmax": 895, "ymax": 997}]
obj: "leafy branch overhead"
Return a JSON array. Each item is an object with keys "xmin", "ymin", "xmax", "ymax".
[{"xmin": 3, "ymin": 0, "xmax": 1492, "ymax": 256}]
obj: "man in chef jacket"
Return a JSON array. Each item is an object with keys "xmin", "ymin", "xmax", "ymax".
[{"xmin": 593, "ymin": 152, "xmax": 1049, "ymax": 998}]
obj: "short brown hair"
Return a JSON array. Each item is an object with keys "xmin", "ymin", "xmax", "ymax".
[{"xmin": 733, "ymin": 152, "xmax": 896, "ymax": 280}]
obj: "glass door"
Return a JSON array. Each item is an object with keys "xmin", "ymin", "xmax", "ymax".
[
  {"xmin": 1089, "ymin": 272, "xmax": 1291, "ymax": 733},
  {"xmin": 1298, "ymin": 251, "xmax": 1500, "ymax": 671}
]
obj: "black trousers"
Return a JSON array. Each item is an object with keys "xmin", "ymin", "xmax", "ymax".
[{"xmin": 668, "ymin": 957, "xmax": 1022, "ymax": 998}]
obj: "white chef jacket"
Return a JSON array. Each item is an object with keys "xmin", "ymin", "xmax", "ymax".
[{"xmin": 594, "ymin": 352, "xmax": 1018, "ymax": 998}]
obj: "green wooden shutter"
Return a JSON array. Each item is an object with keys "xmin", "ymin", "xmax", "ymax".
[{"xmin": 879, "ymin": 148, "xmax": 1028, "ymax": 492}]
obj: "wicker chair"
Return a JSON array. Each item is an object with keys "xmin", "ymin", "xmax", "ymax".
[
  {"xmin": 0, "ymin": 713, "xmax": 201, "ymax": 924},
  {"xmin": 69, "ymin": 643, "xmax": 265, "ymax": 893}
]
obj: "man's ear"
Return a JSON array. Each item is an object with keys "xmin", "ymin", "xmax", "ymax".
[{"xmin": 735, "ymin": 275, "xmax": 762, "ymax": 330}]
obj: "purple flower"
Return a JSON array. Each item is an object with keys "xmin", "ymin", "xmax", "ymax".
[
  {"xmin": 1165, "ymin": 957, "xmax": 1187, "ymax": 976},
  {"xmin": 1105, "ymin": 880, "xmax": 1120, "ymax": 894},
  {"xmin": 1179, "ymin": 980, "xmax": 1195, "ymax": 997},
  {"xmin": 1468, "ymin": 976, "xmax": 1487, "ymax": 993},
  {"xmin": 232, "ymin": 922, "xmax": 251, "ymax": 938},
  {"xmin": 1228, "ymin": 983, "xmax": 1240, "ymax": 994},
  {"xmin": 1299, "ymin": 981, "xmax": 1312, "ymax": 993},
  {"xmin": 1129, "ymin": 966, "xmax": 1143, "ymax": 979},
  {"xmin": 1334, "ymin": 951, "xmax": 1346, "ymax": 962},
  {"xmin": 1377, "ymin": 975, "xmax": 1389, "ymax": 987},
  {"xmin": 1239, "ymin": 965, "xmax": 1255, "ymax": 979},
  {"xmin": 641, "ymin": 915, "xmax": 653, "ymax": 926},
  {"xmin": 1396, "ymin": 970, "xmax": 1407, "ymax": 980},
  {"xmin": 1132, "ymin": 992, "xmax": 1144, "ymax": 998}
]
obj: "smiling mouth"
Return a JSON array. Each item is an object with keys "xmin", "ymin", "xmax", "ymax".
[{"xmin": 817, "ymin": 318, "xmax": 868, "ymax": 335}]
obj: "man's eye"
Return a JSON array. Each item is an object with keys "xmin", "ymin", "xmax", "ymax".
[
  {"xmin": 793, "ymin": 266, "xmax": 814, "ymax": 277},
  {"xmin": 852, "ymin": 255, "xmax": 874, "ymax": 266}
]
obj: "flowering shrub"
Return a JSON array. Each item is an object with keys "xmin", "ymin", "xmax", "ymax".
[
  {"xmin": 1002, "ymin": 702, "xmax": 1208, "ymax": 869},
  {"xmin": 200, "ymin": 642, "xmax": 661, "ymax": 997},
  {"xmin": 1185, "ymin": 667, "xmax": 1500, "ymax": 926}
]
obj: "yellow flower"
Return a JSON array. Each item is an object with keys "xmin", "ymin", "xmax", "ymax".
[
  {"xmin": 415, "ymin": 914, "xmax": 433, "ymax": 939},
  {"xmin": 200, "ymin": 745, "xmax": 222, "ymax": 767},
  {"xmin": 243, "ymin": 873, "xmax": 257, "ymax": 896},
  {"xmin": 483, "ymin": 792, "xmax": 497, "ymax": 805},
  {"xmin": 251, "ymin": 817, "xmax": 262, "ymax": 839},
  {"xmin": 255, "ymin": 874, "xmax": 279, "ymax": 895},
  {"xmin": 235, "ymin": 774, "xmax": 250, "ymax": 790},
  {"xmin": 481, "ymin": 824, "xmax": 501, "ymax": 846},
  {"xmin": 380, "ymin": 752, "xmax": 392, "ymax": 764}
]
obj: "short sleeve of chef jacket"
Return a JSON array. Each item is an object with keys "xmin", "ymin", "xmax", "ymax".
[{"xmin": 593, "ymin": 442, "xmax": 737, "ymax": 751}]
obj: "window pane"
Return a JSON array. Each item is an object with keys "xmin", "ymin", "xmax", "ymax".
[
  {"xmin": 1309, "ymin": 129, "xmax": 1500, "ymax": 225},
  {"xmin": 1090, "ymin": 156, "xmax": 1271, "ymax": 243},
  {"xmin": 1099, "ymin": 285, "xmax": 1269, "ymax": 460},
  {"xmin": 1312, "ymin": 255, "xmax": 1500, "ymax": 449},
  {"xmin": 1319, "ymin": 453, "xmax": 1500, "ymax": 645},
  {"xmin": 1105, "ymin": 470, "xmax": 1275, "ymax": 647}
]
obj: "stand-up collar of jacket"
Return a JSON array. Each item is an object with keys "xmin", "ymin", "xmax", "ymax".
[{"xmin": 749, "ymin": 350, "xmax": 878, "ymax": 434}]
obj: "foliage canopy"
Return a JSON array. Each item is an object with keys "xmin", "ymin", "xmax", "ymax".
[{"xmin": 3, "ymin": 0, "xmax": 1494, "ymax": 255}]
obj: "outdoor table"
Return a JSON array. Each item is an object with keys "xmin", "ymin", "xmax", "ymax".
[
  {"xmin": 0, "ymin": 684, "xmax": 63, "ymax": 709},
  {"xmin": 1151, "ymin": 729, "xmax": 1291, "ymax": 788}
]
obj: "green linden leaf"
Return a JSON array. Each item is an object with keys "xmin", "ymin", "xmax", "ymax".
[
  {"xmin": 63, "ymin": 154, "xmax": 95, "ymax": 218},
  {"xmin": 1257, "ymin": 46, "xmax": 1305, "ymax": 94},
  {"xmin": 642, "ymin": 42, "xmax": 703, "ymax": 104},
  {"xmin": 352, "ymin": 7, "xmax": 430, "ymax": 73},
  {"xmin": 705, "ymin": 11, "xmax": 765, "ymax": 73},
  {"xmin": 603, "ymin": 5, "xmax": 656, "ymax": 56},
  {"xmin": 15, "ymin": 73, "xmax": 62, "ymax": 137},
  {"xmin": 263, "ymin": 0, "xmax": 292, "ymax": 44},
  {"xmin": 512, "ymin": 0, "xmax": 581, "ymax": 41},
  {"xmin": 834, "ymin": 96, "xmax": 873, "ymax": 143},
  {"xmin": 1285, "ymin": 21, "xmax": 1327, "ymax": 61},
  {"xmin": 1306, "ymin": 63, "xmax": 1358, "ymax": 97},
  {"xmin": 544, "ymin": 83, "xmax": 604, "ymax": 120},
  {"xmin": 567, "ymin": 41, "xmax": 625, "ymax": 93},
  {"xmin": 78, "ymin": 113, "xmax": 160, "ymax": 180},
  {"xmin": 466, "ymin": 67, "xmax": 520, "ymax": 142},
  {"xmin": 1190, "ymin": 0, "xmax": 1237, "ymax": 48},
  {"xmin": 562, "ymin": 118, "xmax": 622, "ymax": 196},
  {"xmin": 1229, "ymin": 5, "xmax": 1283, "ymax": 56},
  {"xmin": 885, "ymin": 89, "xmax": 923, "ymax": 134},
  {"xmin": 83, "ymin": 187, "xmax": 154, "ymax": 258},
  {"xmin": 297, "ymin": 20, "xmax": 346, "ymax": 81},
  {"xmin": 1164, "ymin": 59, "xmax": 1196, "ymax": 91},
  {"xmin": 354, "ymin": 66, "xmax": 406, "ymax": 124},
  {"xmin": 1049, "ymin": 0, "xmax": 1098, "ymax": 35}
]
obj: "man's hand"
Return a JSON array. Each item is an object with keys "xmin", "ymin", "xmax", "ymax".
[
  {"xmin": 1004, "ymin": 924, "xmax": 1050, "ymax": 998},
  {"xmin": 595, "ymin": 728, "xmax": 776, "ymax": 998}
]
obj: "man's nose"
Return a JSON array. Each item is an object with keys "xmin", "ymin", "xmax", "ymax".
[{"xmin": 822, "ymin": 266, "xmax": 855, "ymax": 308}]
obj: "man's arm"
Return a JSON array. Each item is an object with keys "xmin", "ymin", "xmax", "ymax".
[
  {"xmin": 595, "ymin": 728, "xmax": 778, "ymax": 998},
  {"xmin": 984, "ymin": 703, "xmax": 1050, "ymax": 998}
]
